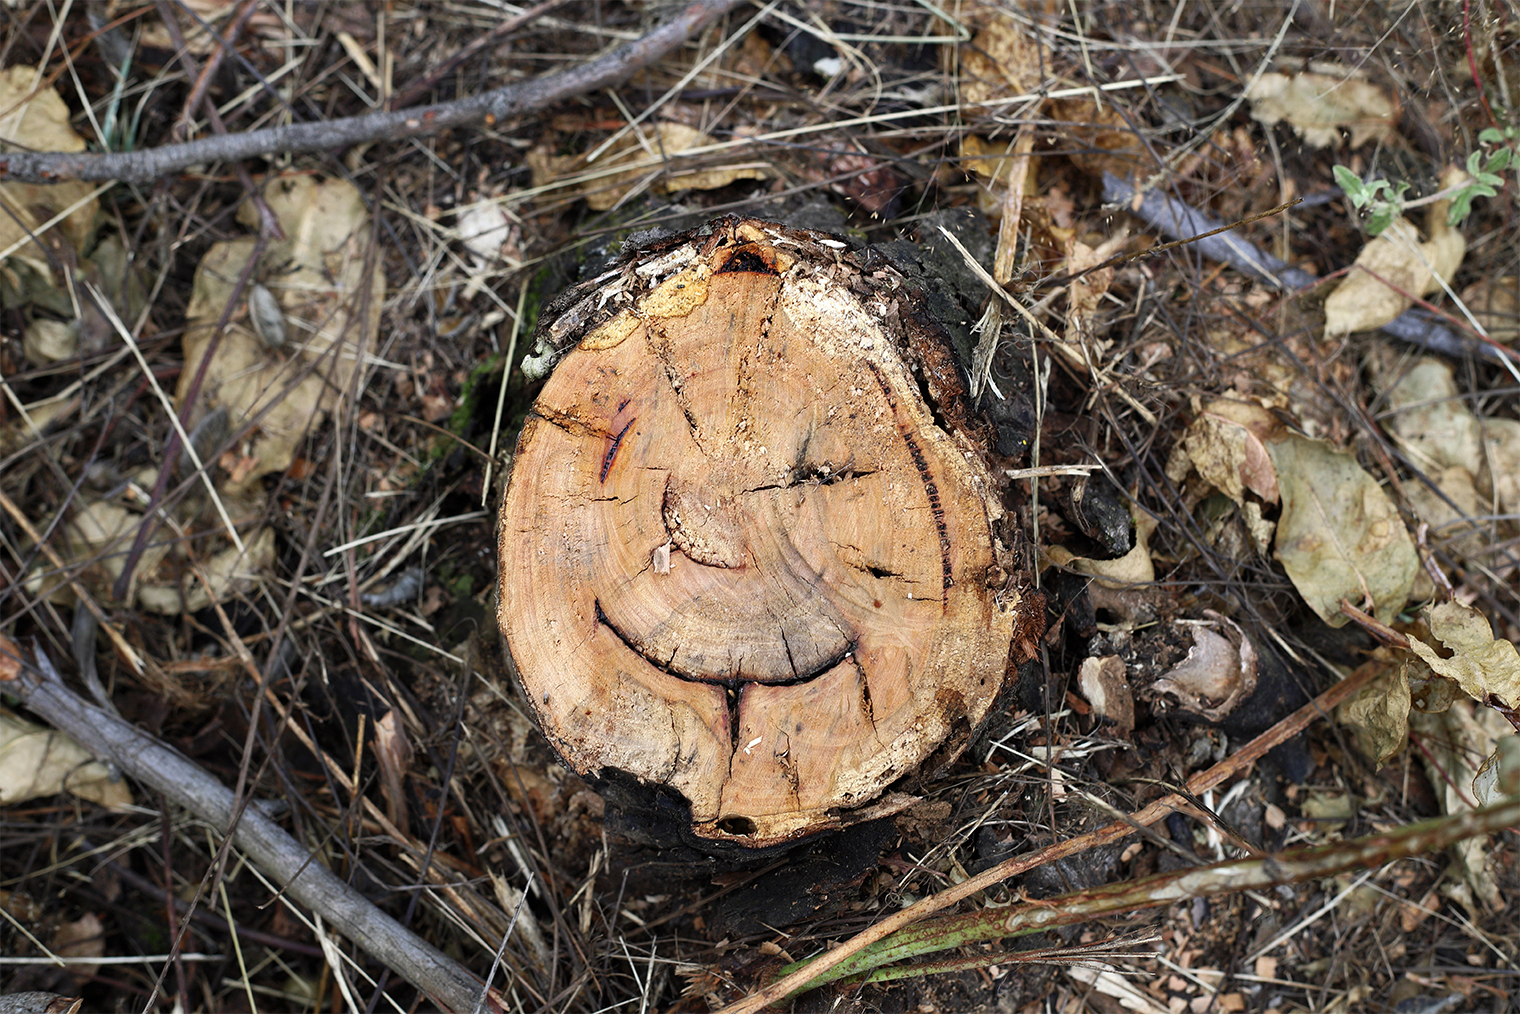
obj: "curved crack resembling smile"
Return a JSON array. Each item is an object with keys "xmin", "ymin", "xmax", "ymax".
[{"xmin": 594, "ymin": 597, "xmax": 856, "ymax": 688}]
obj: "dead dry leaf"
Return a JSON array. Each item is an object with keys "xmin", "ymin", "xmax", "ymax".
[
  {"xmin": 125, "ymin": 0, "xmax": 287, "ymax": 54},
  {"xmin": 958, "ymin": 13, "xmax": 1138, "ymax": 179},
  {"xmin": 136, "ymin": 526, "xmax": 276, "ymax": 615},
  {"xmin": 1175, "ymin": 398, "xmax": 1282, "ymax": 505},
  {"xmin": 958, "ymin": 134, "xmax": 1028, "ymax": 190},
  {"xmin": 456, "ymin": 201, "xmax": 519, "ymax": 276},
  {"xmin": 1472, "ymin": 734, "xmax": 1520, "ymax": 805},
  {"xmin": 374, "ymin": 710, "xmax": 413, "ymax": 830},
  {"xmin": 1460, "ymin": 275, "xmax": 1520, "ymax": 344},
  {"xmin": 1325, "ymin": 172, "xmax": 1467, "ymax": 335},
  {"xmin": 1245, "ymin": 67, "xmax": 1397, "ymax": 148},
  {"xmin": 0, "ymin": 65, "xmax": 100, "ymax": 341},
  {"xmin": 1406, "ymin": 600, "xmax": 1520, "ymax": 711},
  {"xmin": 178, "ymin": 175, "xmax": 384, "ymax": 494},
  {"xmin": 1337, "ymin": 655, "xmax": 1410, "ymax": 766},
  {"xmin": 1063, "ymin": 233, "xmax": 1127, "ymax": 363},
  {"xmin": 0, "ymin": 708, "xmax": 132, "ymax": 808},
  {"xmin": 1405, "ymin": 465, "xmax": 1485, "ymax": 560},
  {"xmin": 1376, "ymin": 356, "xmax": 1483, "ymax": 475},
  {"xmin": 1409, "ymin": 700, "xmax": 1512, "ymax": 911},
  {"xmin": 49, "ymin": 912, "xmax": 104, "ymax": 983},
  {"xmin": 529, "ymin": 122, "xmax": 767, "ymax": 211},
  {"xmin": 1268, "ymin": 434, "xmax": 1416, "ymax": 626},
  {"xmin": 1046, "ymin": 515, "xmax": 1154, "ymax": 589},
  {"xmin": 1045, "ymin": 514, "xmax": 1157, "ymax": 626},
  {"xmin": 958, "ymin": 15, "xmax": 1042, "ymax": 106},
  {"xmin": 1480, "ymin": 416, "xmax": 1520, "ymax": 515},
  {"xmin": 24, "ymin": 500, "xmax": 167, "ymax": 606}
]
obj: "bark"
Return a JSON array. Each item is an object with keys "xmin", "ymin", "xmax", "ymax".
[{"xmin": 497, "ymin": 218, "xmax": 1044, "ymax": 851}]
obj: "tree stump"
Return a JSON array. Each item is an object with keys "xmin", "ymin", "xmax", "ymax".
[{"xmin": 498, "ymin": 218, "xmax": 1042, "ymax": 851}]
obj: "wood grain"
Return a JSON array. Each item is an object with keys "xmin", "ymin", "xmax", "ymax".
[{"xmin": 499, "ymin": 219, "xmax": 1040, "ymax": 848}]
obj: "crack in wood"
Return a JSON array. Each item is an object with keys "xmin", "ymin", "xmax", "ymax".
[
  {"xmin": 743, "ymin": 466, "xmax": 877, "ymax": 494},
  {"xmin": 864, "ymin": 360, "xmax": 954, "ymax": 605},
  {"xmin": 851, "ymin": 652, "xmax": 884, "ymax": 746},
  {"xmin": 533, "ymin": 404, "xmax": 618, "ymax": 440},
  {"xmin": 595, "ymin": 593, "xmax": 857, "ymax": 688}
]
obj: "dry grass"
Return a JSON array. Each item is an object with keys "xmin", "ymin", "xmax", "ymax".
[{"xmin": 1, "ymin": 1, "xmax": 1518, "ymax": 1012}]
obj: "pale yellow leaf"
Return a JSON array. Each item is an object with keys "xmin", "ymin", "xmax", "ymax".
[
  {"xmin": 531, "ymin": 123, "xmax": 767, "ymax": 211},
  {"xmin": 0, "ymin": 66, "xmax": 99, "ymax": 283},
  {"xmin": 1409, "ymin": 701, "xmax": 1511, "ymax": 910},
  {"xmin": 136, "ymin": 526, "xmax": 276, "ymax": 615},
  {"xmin": 1376, "ymin": 356, "xmax": 1482, "ymax": 474},
  {"xmin": 1337, "ymin": 657, "xmax": 1410, "ymax": 766},
  {"xmin": 1245, "ymin": 68, "xmax": 1397, "ymax": 148},
  {"xmin": 1460, "ymin": 274, "xmax": 1520, "ymax": 343},
  {"xmin": 0, "ymin": 707, "xmax": 132, "ymax": 808},
  {"xmin": 1479, "ymin": 416, "xmax": 1520, "ymax": 515},
  {"xmin": 1473, "ymin": 735, "xmax": 1520, "ymax": 805},
  {"xmin": 179, "ymin": 176, "xmax": 384, "ymax": 493},
  {"xmin": 1267, "ymin": 434, "xmax": 1415, "ymax": 625},
  {"xmin": 1404, "ymin": 465, "xmax": 1484, "ymax": 561},
  {"xmin": 1406, "ymin": 600, "xmax": 1520, "ymax": 710}
]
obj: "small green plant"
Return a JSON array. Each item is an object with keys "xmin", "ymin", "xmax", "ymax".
[
  {"xmin": 1332, "ymin": 165, "xmax": 1409, "ymax": 234},
  {"xmin": 1334, "ymin": 129, "xmax": 1514, "ymax": 235}
]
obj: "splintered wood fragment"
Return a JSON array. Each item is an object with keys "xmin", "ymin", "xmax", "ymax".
[{"xmin": 498, "ymin": 218, "xmax": 1041, "ymax": 850}]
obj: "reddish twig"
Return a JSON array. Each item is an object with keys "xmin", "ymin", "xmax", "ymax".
[
  {"xmin": 710, "ymin": 661, "xmax": 1381, "ymax": 1014},
  {"xmin": 0, "ymin": 0, "xmax": 747, "ymax": 184},
  {"xmin": 1339, "ymin": 598, "xmax": 1411, "ymax": 648},
  {"xmin": 172, "ymin": 0, "xmax": 260, "ymax": 143},
  {"xmin": 1463, "ymin": 0, "xmax": 1500, "ymax": 130}
]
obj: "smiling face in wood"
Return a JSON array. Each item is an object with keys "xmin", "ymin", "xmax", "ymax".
[{"xmin": 499, "ymin": 219, "xmax": 1037, "ymax": 849}]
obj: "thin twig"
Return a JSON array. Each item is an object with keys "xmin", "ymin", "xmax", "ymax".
[
  {"xmin": 388, "ymin": 0, "xmax": 570, "ymax": 111},
  {"xmin": 708, "ymin": 661, "xmax": 1380, "ymax": 1014},
  {"xmin": 0, "ymin": 0, "xmax": 748, "ymax": 184}
]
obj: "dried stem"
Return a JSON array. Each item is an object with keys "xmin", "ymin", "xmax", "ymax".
[
  {"xmin": 787, "ymin": 793, "xmax": 1520, "ymax": 992},
  {"xmin": 0, "ymin": 640, "xmax": 502, "ymax": 1014},
  {"xmin": 0, "ymin": 0, "xmax": 746, "ymax": 184}
]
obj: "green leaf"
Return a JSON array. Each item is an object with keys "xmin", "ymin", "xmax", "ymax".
[
  {"xmin": 1468, "ymin": 149, "xmax": 1487, "ymax": 175},
  {"xmin": 1487, "ymin": 147, "xmax": 1513, "ymax": 173},
  {"xmin": 1334, "ymin": 165, "xmax": 1368, "ymax": 206},
  {"xmin": 1480, "ymin": 127, "xmax": 1508, "ymax": 144},
  {"xmin": 1448, "ymin": 186, "xmax": 1487, "ymax": 226},
  {"xmin": 1367, "ymin": 205, "xmax": 1397, "ymax": 235}
]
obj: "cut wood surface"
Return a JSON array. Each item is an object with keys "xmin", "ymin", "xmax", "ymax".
[{"xmin": 498, "ymin": 219, "xmax": 1040, "ymax": 849}]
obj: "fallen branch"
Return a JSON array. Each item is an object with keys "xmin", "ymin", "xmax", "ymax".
[
  {"xmin": 1101, "ymin": 172, "xmax": 1510, "ymax": 363},
  {"xmin": 0, "ymin": 638, "xmax": 499, "ymax": 1014},
  {"xmin": 0, "ymin": 0, "xmax": 746, "ymax": 185}
]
